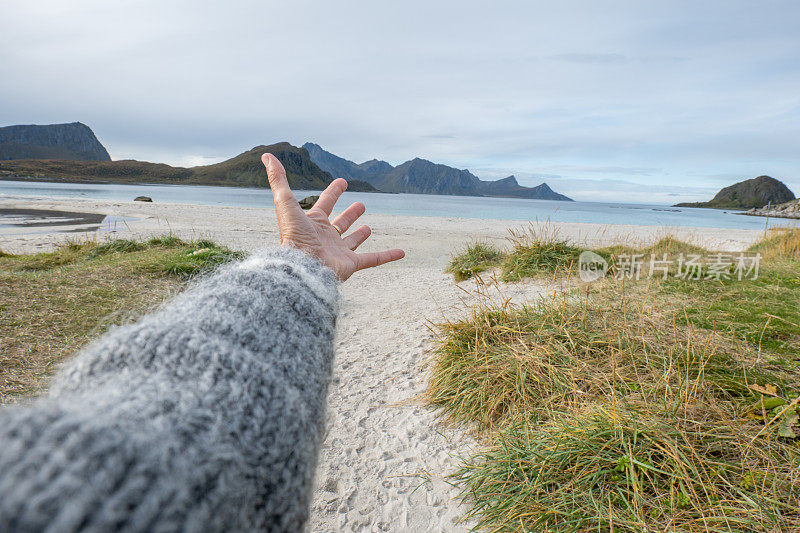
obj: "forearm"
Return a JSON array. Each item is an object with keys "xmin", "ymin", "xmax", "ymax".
[{"xmin": 0, "ymin": 246, "xmax": 338, "ymax": 532}]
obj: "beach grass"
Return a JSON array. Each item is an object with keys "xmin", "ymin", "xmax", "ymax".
[
  {"xmin": 446, "ymin": 229, "xmax": 719, "ymax": 284},
  {"xmin": 0, "ymin": 236, "xmax": 242, "ymax": 402},
  {"xmin": 445, "ymin": 227, "xmax": 583, "ymax": 282},
  {"xmin": 431, "ymin": 227, "xmax": 800, "ymax": 532},
  {"xmin": 501, "ymin": 226, "xmax": 582, "ymax": 282},
  {"xmin": 446, "ymin": 242, "xmax": 505, "ymax": 282},
  {"xmin": 749, "ymin": 226, "xmax": 800, "ymax": 260}
]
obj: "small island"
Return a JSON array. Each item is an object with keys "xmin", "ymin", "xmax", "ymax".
[{"xmin": 674, "ymin": 175, "xmax": 795, "ymax": 210}]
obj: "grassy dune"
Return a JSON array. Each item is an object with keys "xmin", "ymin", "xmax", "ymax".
[
  {"xmin": 447, "ymin": 227, "xmax": 713, "ymax": 284},
  {"xmin": 434, "ymin": 228, "xmax": 800, "ymax": 532},
  {"xmin": 0, "ymin": 237, "xmax": 242, "ymax": 402}
]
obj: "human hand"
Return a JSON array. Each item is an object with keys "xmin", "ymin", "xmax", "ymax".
[{"xmin": 262, "ymin": 153, "xmax": 405, "ymax": 281}]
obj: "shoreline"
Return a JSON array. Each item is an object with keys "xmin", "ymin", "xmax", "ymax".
[
  {"xmin": 0, "ymin": 195, "xmax": 769, "ymax": 531},
  {"xmin": 0, "ymin": 194, "xmax": 768, "ymax": 254},
  {"xmin": 2, "ymin": 188, "xmax": 787, "ymax": 235},
  {"xmin": 0, "ymin": 176, "xmax": 403, "ymax": 195},
  {"xmin": 742, "ymin": 212, "xmax": 800, "ymax": 220}
]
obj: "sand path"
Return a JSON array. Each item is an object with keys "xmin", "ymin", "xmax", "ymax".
[{"xmin": 0, "ymin": 195, "xmax": 765, "ymax": 531}]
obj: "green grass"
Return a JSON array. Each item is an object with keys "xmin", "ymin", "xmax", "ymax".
[
  {"xmin": 456, "ymin": 405, "xmax": 799, "ymax": 532},
  {"xmin": 154, "ymin": 239, "xmax": 245, "ymax": 278},
  {"xmin": 660, "ymin": 229, "xmax": 800, "ymax": 359},
  {"xmin": 432, "ymin": 228, "xmax": 800, "ymax": 532},
  {"xmin": 0, "ymin": 236, "xmax": 242, "ymax": 402},
  {"xmin": 12, "ymin": 236, "xmax": 243, "ymax": 278},
  {"xmin": 445, "ymin": 227, "xmax": 583, "ymax": 282},
  {"xmin": 501, "ymin": 227, "xmax": 582, "ymax": 282},
  {"xmin": 445, "ymin": 231, "xmax": 738, "ymax": 284},
  {"xmin": 644, "ymin": 236, "xmax": 709, "ymax": 256},
  {"xmin": 446, "ymin": 242, "xmax": 505, "ymax": 282},
  {"xmin": 668, "ymin": 262, "xmax": 800, "ymax": 358},
  {"xmin": 444, "ymin": 231, "xmax": 709, "ymax": 283}
]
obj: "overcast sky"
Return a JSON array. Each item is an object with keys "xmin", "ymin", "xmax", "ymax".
[{"xmin": 2, "ymin": 0, "xmax": 799, "ymax": 203}]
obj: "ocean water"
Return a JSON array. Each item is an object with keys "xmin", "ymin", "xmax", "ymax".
[{"xmin": 2, "ymin": 179, "xmax": 798, "ymax": 231}]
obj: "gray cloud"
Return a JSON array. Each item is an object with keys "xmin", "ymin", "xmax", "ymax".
[
  {"xmin": 551, "ymin": 53, "xmax": 631, "ymax": 64},
  {"xmin": 2, "ymin": 0, "xmax": 799, "ymax": 203},
  {"xmin": 549, "ymin": 54, "xmax": 685, "ymax": 65}
]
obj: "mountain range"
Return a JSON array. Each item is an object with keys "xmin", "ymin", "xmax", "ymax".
[
  {"xmin": 303, "ymin": 143, "xmax": 573, "ymax": 201},
  {"xmin": 0, "ymin": 122, "xmax": 572, "ymax": 200},
  {"xmin": 0, "ymin": 140, "xmax": 375, "ymax": 192}
]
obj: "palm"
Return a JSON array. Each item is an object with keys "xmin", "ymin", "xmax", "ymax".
[
  {"xmin": 300, "ymin": 209, "xmax": 360, "ymax": 276},
  {"xmin": 263, "ymin": 153, "xmax": 404, "ymax": 281}
]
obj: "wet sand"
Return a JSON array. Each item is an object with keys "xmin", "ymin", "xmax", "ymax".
[{"xmin": 0, "ymin": 208, "xmax": 107, "ymax": 233}]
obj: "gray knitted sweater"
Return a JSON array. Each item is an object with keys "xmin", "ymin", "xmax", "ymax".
[{"xmin": 0, "ymin": 247, "xmax": 339, "ymax": 532}]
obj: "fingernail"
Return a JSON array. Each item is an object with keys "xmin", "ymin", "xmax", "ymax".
[{"xmin": 263, "ymin": 154, "xmax": 271, "ymax": 170}]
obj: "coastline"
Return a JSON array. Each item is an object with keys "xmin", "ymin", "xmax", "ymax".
[
  {"xmin": 0, "ymin": 195, "xmax": 768, "ymax": 531},
  {"xmin": 741, "ymin": 212, "xmax": 800, "ymax": 220},
  {"xmin": 0, "ymin": 194, "xmax": 768, "ymax": 254},
  {"xmin": 741, "ymin": 199, "xmax": 800, "ymax": 220}
]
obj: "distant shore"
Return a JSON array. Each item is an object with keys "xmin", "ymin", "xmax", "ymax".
[
  {"xmin": 1, "ymin": 174, "xmax": 123, "ymax": 186},
  {"xmin": 6, "ymin": 179, "xmax": 799, "ymax": 231},
  {"xmin": 0, "ymin": 195, "xmax": 768, "ymax": 255},
  {"xmin": 0, "ymin": 173, "xmax": 267, "ymax": 189}
]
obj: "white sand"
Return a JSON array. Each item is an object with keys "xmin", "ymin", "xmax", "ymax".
[{"xmin": 0, "ymin": 194, "xmax": 766, "ymax": 531}]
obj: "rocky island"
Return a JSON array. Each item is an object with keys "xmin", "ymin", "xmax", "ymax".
[{"xmin": 674, "ymin": 175, "xmax": 795, "ymax": 210}]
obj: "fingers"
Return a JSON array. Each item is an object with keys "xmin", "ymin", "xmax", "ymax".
[
  {"xmin": 262, "ymin": 153, "xmax": 300, "ymax": 207},
  {"xmin": 343, "ymin": 225, "xmax": 371, "ymax": 250},
  {"xmin": 331, "ymin": 201, "xmax": 365, "ymax": 234},
  {"xmin": 313, "ymin": 178, "xmax": 348, "ymax": 217},
  {"xmin": 355, "ymin": 248, "xmax": 405, "ymax": 271}
]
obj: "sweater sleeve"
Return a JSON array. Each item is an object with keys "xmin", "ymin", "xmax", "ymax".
[{"xmin": 0, "ymin": 246, "xmax": 339, "ymax": 533}]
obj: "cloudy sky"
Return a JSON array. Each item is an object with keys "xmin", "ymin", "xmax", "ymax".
[{"xmin": 2, "ymin": 0, "xmax": 799, "ymax": 203}]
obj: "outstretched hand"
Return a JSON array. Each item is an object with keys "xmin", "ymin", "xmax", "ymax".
[{"xmin": 262, "ymin": 153, "xmax": 404, "ymax": 281}]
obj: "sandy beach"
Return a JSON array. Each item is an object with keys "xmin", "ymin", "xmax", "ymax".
[{"xmin": 0, "ymin": 195, "xmax": 767, "ymax": 532}]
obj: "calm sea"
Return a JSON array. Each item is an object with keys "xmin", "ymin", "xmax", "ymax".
[{"xmin": 1, "ymin": 179, "xmax": 798, "ymax": 231}]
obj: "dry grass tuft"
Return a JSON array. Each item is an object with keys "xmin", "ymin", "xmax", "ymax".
[
  {"xmin": 431, "ymin": 229, "xmax": 800, "ymax": 531},
  {"xmin": 0, "ymin": 236, "xmax": 242, "ymax": 402},
  {"xmin": 749, "ymin": 227, "xmax": 800, "ymax": 261},
  {"xmin": 445, "ymin": 226, "xmax": 584, "ymax": 283},
  {"xmin": 501, "ymin": 226, "xmax": 582, "ymax": 282},
  {"xmin": 445, "ymin": 228, "xmax": 717, "ymax": 284},
  {"xmin": 446, "ymin": 242, "xmax": 505, "ymax": 282}
]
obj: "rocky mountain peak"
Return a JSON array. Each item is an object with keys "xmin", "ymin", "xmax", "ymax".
[
  {"xmin": 304, "ymin": 143, "xmax": 573, "ymax": 201},
  {"xmin": 0, "ymin": 122, "xmax": 111, "ymax": 161}
]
